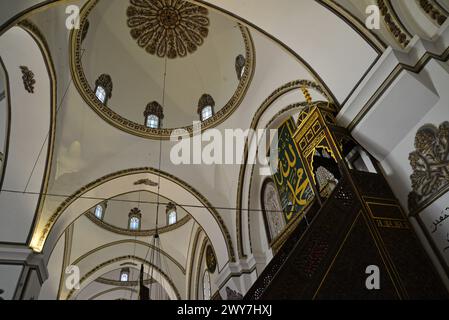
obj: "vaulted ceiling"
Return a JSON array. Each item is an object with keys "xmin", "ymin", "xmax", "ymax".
[{"xmin": 1, "ymin": 0, "xmax": 447, "ymax": 300}]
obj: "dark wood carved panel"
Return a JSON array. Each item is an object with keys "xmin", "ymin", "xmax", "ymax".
[
  {"xmin": 365, "ymin": 199, "xmax": 448, "ymax": 299},
  {"xmin": 350, "ymin": 170, "xmax": 395, "ymax": 199},
  {"xmin": 244, "ymin": 201, "xmax": 319, "ymax": 300},
  {"xmin": 245, "ymin": 172, "xmax": 448, "ymax": 300},
  {"xmin": 313, "ymin": 213, "xmax": 399, "ymax": 300}
]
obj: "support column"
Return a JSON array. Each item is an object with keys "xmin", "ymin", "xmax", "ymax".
[{"xmin": 0, "ymin": 244, "xmax": 48, "ymax": 300}]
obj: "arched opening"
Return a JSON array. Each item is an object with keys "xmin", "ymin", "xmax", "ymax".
[
  {"xmin": 0, "ymin": 25, "xmax": 55, "ymax": 245},
  {"xmin": 36, "ymin": 168, "xmax": 234, "ymax": 273}
]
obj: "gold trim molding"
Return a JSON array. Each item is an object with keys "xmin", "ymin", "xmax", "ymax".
[
  {"xmin": 88, "ymin": 287, "xmax": 137, "ymax": 300},
  {"xmin": 17, "ymin": 19, "xmax": 57, "ymax": 247},
  {"xmin": 347, "ymin": 47, "xmax": 449, "ymax": 132},
  {"xmin": 85, "ymin": 211, "xmax": 191, "ymax": 237},
  {"xmin": 377, "ymin": 0, "xmax": 412, "ymax": 48},
  {"xmin": 66, "ymin": 255, "xmax": 181, "ymax": 300},
  {"xmin": 71, "ymin": 239, "xmax": 186, "ymax": 275},
  {"xmin": 195, "ymin": 237, "xmax": 209, "ymax": 299},
  {"xmin": 70, "ymin": 0, "xmax": 255, "ymax": 140},
  {"xmin": 317, "ymin": 0, "xmax": 386, "ymax": 53},
  {"xmin": 33, "ymin": 167, "xmax": 235, "ymax": 263},
  {"xmin": 416, "ymin": 0, "xmax": 448, "ymax": 26},
  {"xmin": 95, "ymin": 277, "xmax": 156, "ymax": 287},
  {"xmin": 187, "ymin": 227, "xmax": 203, "ymax": 299}
]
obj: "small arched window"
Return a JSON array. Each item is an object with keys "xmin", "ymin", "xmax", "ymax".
[
  {"xmin": 130, "ymin": 217, "xmax": 140, "ymax": 230},
  {"xmin": 93, "ymin": 202, "xmax": 107, "ymax": 220},
  {"xmin": 120, "ymin": 268, "xmax": 130, "ymax": 282},
  {"xmin": 197, "ymin": 94, "xmax": 215, "ymax": 122},
  {"xmin": 94, "ymin": 74, "xmax": 113, "ymax": 105},
  {"xmin": 94, "ymin": 205, "xmax": 103, "ymax": 220},
  {"xmin": 128, "ymin": 207, "xmax": 142, "ymax": 230},
  {"xmin": 203, "ymin": 270, "xmax": 211, "ymax": 300},
  {"xmin": 261, "ymin": 178, "xmax": 286, "ymax": 243},
  {"xmin": 144, "ymin": 101, "xmax": 164, "ymax": 129},
  {"xmin": 235, "ymin": 54, "xmax": 246, "ymax": 80},
  {"xmin": 95, "ymin": 86, "xmax": 106, "ymax": 103},
  {"xmin": 166, "ymin": 202, "xmax": 177, "ymax": 225}
]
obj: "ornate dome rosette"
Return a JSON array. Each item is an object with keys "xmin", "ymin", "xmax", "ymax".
[
  {"xmin": 70, "ymin": 0, "xmax": 255, "ymax": 140},
  {"xmin": 126, "ymin": 0, "xmax": 210, "ymax": 59}
]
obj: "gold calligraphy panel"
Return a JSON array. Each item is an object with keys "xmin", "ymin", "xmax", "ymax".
[{"xmin": 271, "ymin": 118, "xmax": 314, "ymax": 222}]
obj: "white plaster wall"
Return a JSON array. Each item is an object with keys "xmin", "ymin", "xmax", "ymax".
[
  {"xmin": 82, "ymin": 0, "xmax": 244, "ymax": 129},
  {"xmin": 1, "ymin": 0, "xmax": 379, "ymax": 105},
  {"xmin": 380, "ymin": 60, "xmax": 449, "ymax": 211},
  {"xmin": 199, "ymin": 0, "xmax": 379, "ymax": 103},
  {"xmin": 0, "ymin": 26, "xmax": 52, "ymax": 243},
  {"xmin": 0, "ymin": 0, "xmax": 47, "ymax": 29},
  {"xmin": 378, "ymin": 60, "xmax": 449, "ymax": 282},
  {"xmin": 38, "ymin": 232, "xmax": 64, "ymax": 299},
  {"xmin": 29, "ymin": 9, "xmax": 316, "ymax": 272}
]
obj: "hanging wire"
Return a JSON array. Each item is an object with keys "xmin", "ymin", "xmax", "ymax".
[
  {"xmin": 0, "ymin": 189, "xmax": 286, "ymax": 214},
  {"xmin": 0, "ymin": 189, "xmax": 283, "ymax": 214},
  {"xmin": 141, "ymin": 55, "xmax": 168, "ymax": 300},
  {"xmin": 23, "ymin": 48, "xmax": 87, "ymax": 193}
]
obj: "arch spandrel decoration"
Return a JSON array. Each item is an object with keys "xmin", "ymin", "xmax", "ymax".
[
  {"xmin": 31, "ymin": 167, "xmax": 235, "ymax": 269},
  {"xmin": 70, "ymin": 0, "xmax": 255, "ymax": 140}
]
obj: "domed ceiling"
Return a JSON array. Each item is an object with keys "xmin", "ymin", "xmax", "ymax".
[
  {"xmin": 71, "ymin": 0, "xmax": 255, "ymax": 139},
  {"xmin": 85, "ymin": 191, "xmax": 189, "ymax": 234}
]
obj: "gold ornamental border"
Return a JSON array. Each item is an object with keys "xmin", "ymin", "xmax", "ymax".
[
  {"xmin": 85, "ymin": 210, "xmax": 191, "ymax": 237},
  {"xmin": 186, "ymin": 226, "xmax": 203, "ymax": 299},
  {"xmin": 70, "ymin": 239, "xmax": 187, "ymax": 275},
  {"xmin": 88, "ymin": 287, "xmax": 137, "ymax": 300},
  {"xmin": 66, "ymin": 255, "xmax": 181, "ymax": 300},
  {"xmin": 70, "ymin": 0, "xmax": 256, "ymax": 140},
  {"xmin": 195, "ymin": 237, "xmax": 209, "ymax": 299},
  {"xmin": 34, "ymin": 167, "xmax": 236, "ymax": 264},
  {"xmin": 249, "ymin": 106, "xmax": 327, "ymax": 252},
  {"xmin": 17, "ymin": 19, "xmax": 57, "ymax": 247},
  {"xmin": 95, "ymin": 277, "xmax": 156, "ymax": 287}
]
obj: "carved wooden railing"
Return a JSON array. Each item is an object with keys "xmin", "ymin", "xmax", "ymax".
[
  {"xmin": 244, "ymin": 170, "xmax": 449, "ymax": 299},
  {"xmin": 243, "ymin": 200, "xmax": 320, "ymax": 300},
  {"xmin": 244, "ymin": 175, "xmax": 357, "ymax": 300}
]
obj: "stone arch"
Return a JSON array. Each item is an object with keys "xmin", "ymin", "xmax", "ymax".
[
  {"xmin": 236, "ymin": 80, "xmax": 330, "ymax": 259},
  {"xmin": 0, "ymin": 24, "xmax": 55, "ymax": 245},
  {"xmin": 66, "ymin": 255, "xmax": 180, "ymax": 300},
  {"xmin": 33, "ymin": 167, "xmax": 235, "ymax": 272}
]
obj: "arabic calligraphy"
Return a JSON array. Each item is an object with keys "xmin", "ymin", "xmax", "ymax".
[
  {"xmin": 430, "ymin": 207, "xmax": 449, "ymax": 233},
  {"xmin": 272, "ymin": 118, "xmax": 314, "ymax": 222}
]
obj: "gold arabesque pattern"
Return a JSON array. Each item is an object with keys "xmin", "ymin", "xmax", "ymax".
[{"xmin": 127, "ymin": 0, "xmax": 210, "ymax": 59}]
